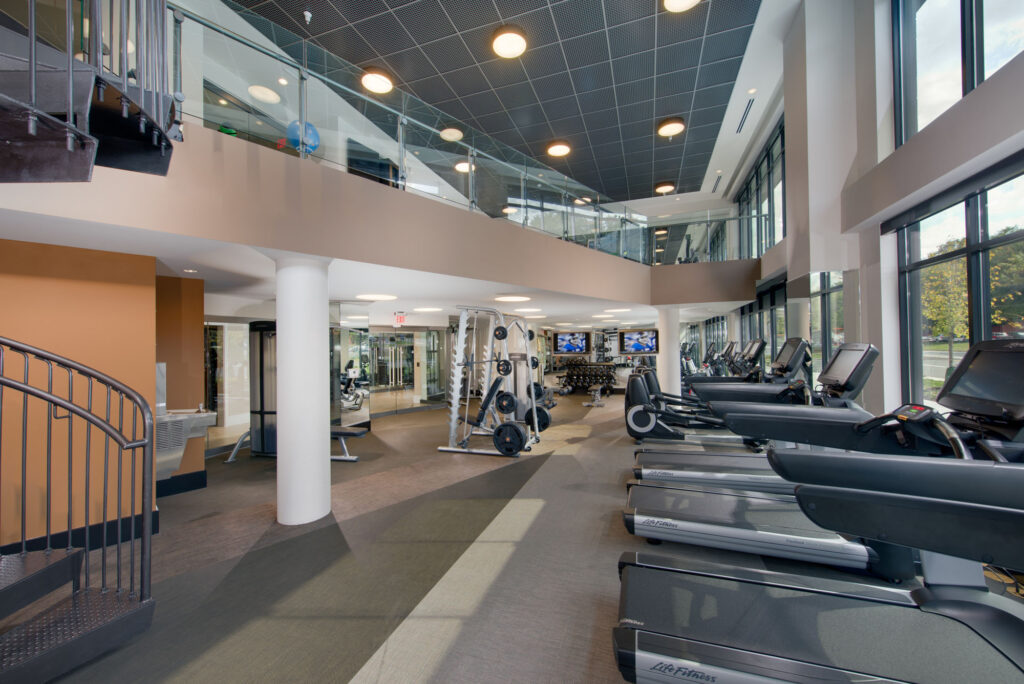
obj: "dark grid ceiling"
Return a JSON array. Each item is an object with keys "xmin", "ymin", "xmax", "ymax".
[{"xmin": 239, "ymin": 0, "xmax": 761, "ymax": 201}]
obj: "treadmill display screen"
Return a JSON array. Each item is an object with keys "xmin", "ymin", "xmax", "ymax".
[
  {"xmin": 947, "ymin": 350, "xmax": 1023, "ymax": 410},
  {"xmin": 773, "ymin": 339, "xmax": 801, "ymax": 368},
  {"xmin": 818, "ymin": 349, "xmax": 863, "ymax": 386}
]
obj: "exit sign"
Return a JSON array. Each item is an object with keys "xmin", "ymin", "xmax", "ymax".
[{"xmin": 394, "ymin": 313, "xmax": 406, "ymax": 326}]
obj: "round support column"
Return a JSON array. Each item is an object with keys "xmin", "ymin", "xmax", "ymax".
[
  {"xmin": 656, "ymin": 307, "xmax": 681, "ymax": 397},
  {"xmin": 275, "ymin": 256, "xmax": 331, "ymax": 525}
]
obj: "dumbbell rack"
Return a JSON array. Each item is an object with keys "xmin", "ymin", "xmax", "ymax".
[
  {"xmin": 559, "ymin": 360, "xmax": 617, "ymax": 394},
  {"xmin": 438, "ymin": 306, "xmax": 545, "ymax": 457}
]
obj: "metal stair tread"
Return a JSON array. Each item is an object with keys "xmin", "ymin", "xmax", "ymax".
[
  {"xmin": 0, "ymin": 588, "xmax": 147, "ymax": 669},
  {"xmin": 0, "ymin": 549, "xmax": 80, "ymax": 593}
]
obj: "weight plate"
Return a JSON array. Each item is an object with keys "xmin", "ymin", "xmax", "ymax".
[
  {"xmin": 528, "ymin": 329, "xmax": 536, "ymax": 341},
  {"xmin": 496, "ymin": 359, "xmax": 512, "ymax": 376},
  {"xmin": 495, "ymin": 391, "xmax": 517, "ymax": 415},
  {"xmin": 530, "ymin": 356, "xmax": 539, "ymax": 369},
  {"xmin": 493, "ymin": 422, "xmax": 526, "ymax": 457},
  {"xmin": 529, "ymin": 406, "xmax": 551, "ymax": 433},
  {"xmin": 493, "ymin": 326, "xmax": 508, "ymax": 340},
  {"xmin": 532, "ymin": 382, "xmax": 544, "ymax": 401}
]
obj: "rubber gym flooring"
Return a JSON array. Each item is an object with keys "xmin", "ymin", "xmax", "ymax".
[{"xmin": 59, "ymin": 394, "xmax": 663, "ymax": 682}]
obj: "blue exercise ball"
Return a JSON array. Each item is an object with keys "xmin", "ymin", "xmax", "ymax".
[{"xmin": 286, "ymin": 120, "xmax": 320, "ymax": 154}]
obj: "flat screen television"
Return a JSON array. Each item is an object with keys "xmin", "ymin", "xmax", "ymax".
[
  {"xmin": 555, "ymin": 331, "xmax": 591, "ymax": 354},
  {"xmin": 619, "ymin": 329, "xmax": 659, "ymax": 354}
]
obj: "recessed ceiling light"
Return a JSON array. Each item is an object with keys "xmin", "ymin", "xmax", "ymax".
[
  {"xmin": 247, "ymin": 85, "xmax": 280, "ymax": 104},
  {"xmin": 657, "ymin": 116, "xmax": 686, "ymax": 137},
  {"xmin": 593, "ymin": 314, "xmax": 614, "ymax": 318},
  {"xmin": 413, "ymin": 307, "xmax": 442, "ymax": 312},
  {"xmin": 748, "ymin": 88, "xmax": 757, "ymax": 95},
  {"xmin": 492, "ymin": 25, "xmax": 527, "ymax": 59},
  {"xmin": 361, "ymin": 67, "xmax": 393, "ymax": 94},
  {"xmin": 502, "ymin": 205, "xmax": 517, "ymax": 214},
  {"xmin": 515, "ymin": 308, "xmax": 541, "ymax": 312},
  {"xmin": 495, "ymin": 295, "xmax": 530, "ymax": 302},
  {"xmin": 622, "ymin": 321, "xmax": 638, "ymax": 325},
  {"xmin": 547, "ymin": 140, "xmax": 571, "ymax": 157},
  {"xmin": 217, "ymin": 98, "xmax": 228, "ymax": 106},
  {"xmin": 525, "ymin": 315, "xmax": 547, "ymax": 319},
  {"xmin": 347, "ymin": 315, "xmax": 369, "ymax": 320},
  {"xmin": 278, "ymin": 77, "xmax": 289, "ymax": 86},
  {"xmin": 655, "ymin": 229, "xmax": 668, "ymax": 235},
  {"xmin": 439, "ymin": 127, "xmax": 463, "ymax": 142},
  {"xmin": 656, "ymin": 182, "xmax": 675, "ymax": 194},
  {"xmin": 605, "ymin": 308, "xmax": 631, "ymax": 312},
  {"xmin": 454, "ymin": 161, "xmax": 476, "ymax": 173},
  {"xmin": 663, "ymin": 0, "xmax": 701, "ymax": 12},
  {"xmin": 356, "ymin": 294, "xmax": 396, "ymax": 301},
  {"xmin": 184, "ymin": 268, "xmax": 198, "ymax": 273},
  {"xmin": 716, "ymin": 169, "xmax": 722, "ymax": 174},
  {"xmin": 576, "ymin": 324, "xmax": 592, "ymax": 328}
]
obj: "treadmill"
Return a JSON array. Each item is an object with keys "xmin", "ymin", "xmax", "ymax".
[
  {"xmin": 633, "ymin": 344, "xmax": 880, "ymax": 489},
  {"xmin": 615, "ymin": 341, "xmax": 1024, "ymax": 683},
  {"xmin": 682, "ymin": 337, "xmax": 809, "ymax": 389}
]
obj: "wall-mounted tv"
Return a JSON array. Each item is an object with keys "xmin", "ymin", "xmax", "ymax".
[
  {"xmin": 620, "ymin": 329, "xmax": 659, "ymax": 354},
  {"xmin": 555, "ymin": 331, "xmax": 591, "ymax": 354}
]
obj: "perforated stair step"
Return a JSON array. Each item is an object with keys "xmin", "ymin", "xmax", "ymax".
[
  {"xmin": 0, "ymin": 589, "xmax": 154, "ymax": 682},
  {"xmin": 0, "ymin": 549, "xmax": 82, "ymax": 621}
]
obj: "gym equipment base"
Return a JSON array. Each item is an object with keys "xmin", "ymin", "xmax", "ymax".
[{"xmin": 437, "ymin": 446, "xmax": 522, "ymax": 457}]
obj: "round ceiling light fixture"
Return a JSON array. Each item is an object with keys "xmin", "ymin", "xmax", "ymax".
[
  {"xmin": 217, "ymin": 98, "xmax": 228, "ymax": 106},
  {"xmin": 439, "ymin": 127, "xmax": 464, "ymax": 142},
  {"xmin": 663, "ymin": 0, "xmax": 702, "ymax": 12},
  {"xmin": 360, "ymin": 67, "xmax": 393, "ymax": 94},
  {"xmin": 501, "ymin": 205, "xmax": 517, "ymax": 214},
  {"xmin": 547, "ymin": 140, "xmax": 571, "ymax": 157},
  {"xmin": 495, "ymin": 295, "xmax": 531, "ymax": 302},
  {"xmin": 247, "ymin": 85, "xmax": 280, "ymax": 104},
  {"xmin": 573, "ymin": 198, "xmax": 586, "ymax": 205},
  {"xmin": 278, "ymin": 77, "xmax": 289, "ymax": 86},
  {"xmin": 654, "ymin": 229, "xmax": 668, "ymax": 235},
  {"xmin": 356, "ymin": 294, "xmax": 397, "ymax": 301},
  {"xmin": 492, "ymin": 25, "xmax": 527, "ymax": 59},
  {"xmin": 454, "ymin": 161, "xmax": 476, "ymax": 173},
  {"xmin": 657, "ymin": 116, "xmax": 686, "ymax": 138},
  {"xmin": 655, "ymin": 182, "xmax": 676, "ymax": 194},
  {"xmin": 413, "ymin": 307, "xmax": 442, "ymax": 312}
]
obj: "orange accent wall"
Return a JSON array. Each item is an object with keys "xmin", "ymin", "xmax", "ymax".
[
  {"xmin": 0, "ymin": 239, "xmax": 156, "ymax": 546},
  {"xmin": 155, "ymin": 276, "xmax": 206, "ymax": 477}
]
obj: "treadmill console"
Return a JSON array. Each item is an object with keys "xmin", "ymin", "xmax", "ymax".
[{"xmin": 894, "ymin": 403, "xmax": 934, "ymax": 423}]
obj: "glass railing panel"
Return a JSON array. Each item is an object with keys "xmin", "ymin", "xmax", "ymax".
[
  {"xmin": 196, "ymin": 22, "xmax": 301, "ymax": 153},
  {"xmin": 402, "ymin": 118, "xmax": 471, "ymax": 209},
  {"xmin": 474, "ymin": 157, "xmax": 524, "ymax": 219}
]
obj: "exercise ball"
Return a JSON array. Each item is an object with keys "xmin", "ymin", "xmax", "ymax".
[{"xmin": 286, "ymin": 120, "xmax": 320, "ymax": 154}]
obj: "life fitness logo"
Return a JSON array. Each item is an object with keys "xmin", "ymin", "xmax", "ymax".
[{"xmin": 649, "ymin": 661, "xmax": 718, "ymax": 682}]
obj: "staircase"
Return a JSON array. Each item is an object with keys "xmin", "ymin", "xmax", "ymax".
[
  {"xmin": 0, "ymin": 335, "xmax": 155, "ymax": 681},
  {"xmin": 0, "ymin": 0, "xmax": 174, "ymax": 182}
]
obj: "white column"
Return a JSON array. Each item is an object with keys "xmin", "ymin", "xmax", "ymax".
[
  {"xmin": 656, "ymin": 307, "xmax": 681, "ymax": 396},
  {"xmin": 275, "ymin": 256, "xmax": 331, "ymax": 526}
]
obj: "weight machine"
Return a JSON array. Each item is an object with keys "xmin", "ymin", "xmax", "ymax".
[{"xmin": 438, "ymin": 306, "xmax": 551, "ymax": 457}]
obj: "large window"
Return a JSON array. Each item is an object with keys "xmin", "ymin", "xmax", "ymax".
[
  {"xmin": 703, "ymin": 316, "xmax": 728, "ymax": 359},
  {"xmin": 895, "ymin": 0, "xmax": 1024, "ymax": 143},
  {"xmin": 739, "ymin": 280, "xmax": 788, "ymax": 368},
  {"xmin": 736, "ymin": 120, "xmax": 785, "ymax": 259},
  {"xmin": 809, "ymin": 273, "xmax": 845, "ymax": 376},
  {"xmin": 896, "ymin": 169, "xmax": 1024, "ymax": 404}
]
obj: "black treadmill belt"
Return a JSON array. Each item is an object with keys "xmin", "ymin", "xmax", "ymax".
[{"xmin": 620, "ymin": 566, "xmax": 1024, "ymax": 683}]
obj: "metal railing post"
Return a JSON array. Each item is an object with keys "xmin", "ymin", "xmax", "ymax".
[
  {"xmin": 397, "ymin": 115, "xmax": 407, "ymax": 190},
  {"xmin": 65, "ymin": 0, "xmax": 73, "ymax": 150},
  {"xmin": 298, "ymin": 68, "xmax": 307, "ymax": 159},
  {"xmin": 27, "ymin": 0, "xmax": 37, "ymax": 134},
  {"xmin": 468, "ymin": 148, "xmax": 477, "ymax": 211}
]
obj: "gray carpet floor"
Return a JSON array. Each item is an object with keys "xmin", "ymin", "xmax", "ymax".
[{"xmin": 58, "ymin": 394, "xmax": 659, "ymax": 683}]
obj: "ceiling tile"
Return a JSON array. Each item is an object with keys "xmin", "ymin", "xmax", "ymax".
[
  {"xmin": 475, "ymin": 109, "xmax": 517, "ymax": 132},
  {"xmin": 707, "ymin": 0, "xmax": 760, "ymax": 34},
  {"xmin": 532, "ymin": 72, "xmax": 573, "ymax": 100},
  {"xmin": 352, "ymin": 12, "xmax": 416, "ymax": 54},
  {"xmin": 605, "ymin": 1, "xmax": 652, "ymax": 28},
  {"xmin": 656, "ymin": 69, "xmax": 697, "ymax": 96},
  {"xmin": 509, "ymin": 103, "xmax": 548, "ymax": 128},
  {"xmin": 331, "ymin": 0, "xmax": 390, "ymax": 24},
  {"xmin": 616, "ymin": 77, "xmax": 654, "ymax": 103},
  {"xmin": 657, "ymin": 38, "xmax": 701, "ymax": 73},
  {"xmin": 385, "ymin": 47, "xmax": 439, "ymax": 82},
  {"xmin": 421, "ymin": 35, "xmax": 477, "ymax": 71},
  {"xmin": 462, "ymin": 89, "xmax": 506, "ymax": 116},
  {"xmin": 479, "ymin": 58, "xmax": 530, "ymax": 88},
  {"xmin": 697, "ymin": 57, "xmax": 742, "ymax": 88},
  {"xmin": 315, "ymin": 25, "xmax": 378, "ymax": 64},
  {"xmin": 442, "ymin": 0, "xmax": 501, "ymax": 32},
  {"xmin": 692, "ymin": 82, "xmax": 734, "ymax": 110},
  {"xmin": 551, "ymin": 1, "xmax": 607, "ymax": 39},
  {"xmin": 570, "ymin": 62, "xmax": 614, "ymax": 92},
  {"xmin": 656, "ymin": 3, "xmax": 710, "ymax": 46},
  {"xmin": 611, "ymin": 51, "xmax": 655, "ymax": 84},
  {"xmin": 702, "ymin": 25, "xmax": 753, "ymax": 63},
  {"xmin": 562, "ymin": 32, "xmax": 611, "ymax": 69},
  {"xmin": 576, "ymin": 86, "xmax": 616, "ymax": 113},
  {"xmin": 510, "ymin": 7, "xmax": 560, "ymax": 47},
  {"xmin": 609, "ymin": 17, "xmax": 655, "ymax": 58},
  {"xmin": 494, "ymin": 0, "xmax": 548, "ymax": 19},
  {"xmin": 617, "ymin": 100, "xmax": 654, "ymax": 124},
  {"xmin": 583, "ymin": 108, "xmax": 620, "ymax": 131},
  {"xmin": 495, "ymin": 82, "xmax": 539, "ymax": 109},
  {"xmin": 446, "ymin": 64, "xmax": 491, "ymax": 96},
  {"xmin": 521, "ymin": 43, "xmax": 567, "ymax": 80},
  {"xmin": 689, "ymin": 104, "xmax": 729, "ymax": 127},
  {"xmin": 393, "ymin": 0, "xmax": 458, "ymax": 44}
]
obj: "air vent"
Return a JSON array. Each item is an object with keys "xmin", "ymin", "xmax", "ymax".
[
  {"xmin": 711, "ymin": 175, "xmax": 722, "ymax": 193},
  {"xmin": 156, "ymin": 419, "xmax": 186, "ymax": 453},
  {"xmin": 736, "ymin": 98, "xmax": 755, "ymax": 134}
]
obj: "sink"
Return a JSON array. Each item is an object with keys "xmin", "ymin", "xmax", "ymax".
[{"xmin": 154, "ymin": 410, "xmax": 217, "ymax": 480}]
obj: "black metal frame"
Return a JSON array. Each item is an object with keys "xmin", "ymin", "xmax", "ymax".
[
  {"xmin": 736, "ymin": 118, "xmax": 786, "ymax": 259},
  {"xmin": 892, "ymin": 0, "xmax": 1010, "ymax": 147}
]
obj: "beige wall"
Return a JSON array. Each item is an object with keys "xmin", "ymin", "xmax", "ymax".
[
  {"xmin": 649, "ymin": 259, "xmax": 760, "ymax": 307},
  {"xmin": 155, "ymin": 276, "xmax": 206, "ymax": 477},
  {"xmin": 0, "ymin": 239, "xmax": 156, "ymax": 545}
]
